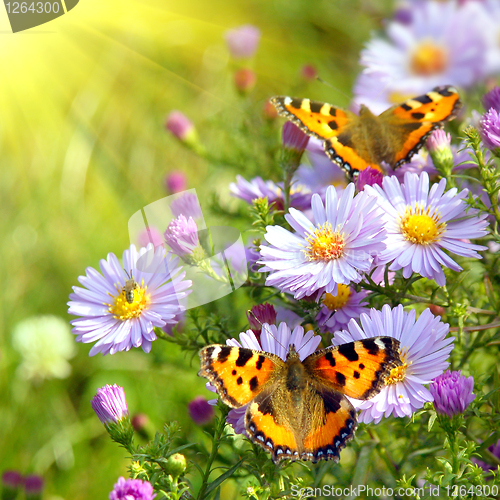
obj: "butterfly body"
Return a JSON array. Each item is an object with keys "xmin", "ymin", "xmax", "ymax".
[
  {"xmin": 199, "ymin": 337, "xmax": 402, "ymax": 463},
  {"xmin": 271, "ymin": 85, "xmax": 462, "ymax": 178}
]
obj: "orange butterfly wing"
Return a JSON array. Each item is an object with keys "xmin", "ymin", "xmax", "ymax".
[
  {"xmin": 379, "ymin": 85, "xmax": 462, "ymax": 168},
  {"xmin": 301, "ymin": 391, "xmax": 357, "ymax": 462},
  {"xmin": 198, "ymin": 345, "xmax": 281, "ymax": 408},
  {"xmin": 304, "ymin": 337, "xmax": 402, "ymax": 400},
  {"xmin": 270, "ymin": 96, "xmax": 354, "ymax": 141},
  {"xmin": 271, "ymin": 85, "xmax": 461, "ymax": 178}
]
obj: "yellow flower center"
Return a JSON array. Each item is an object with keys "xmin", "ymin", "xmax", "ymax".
[
  {"xmin": 304, "ymin": 222, "xmax": 345, "ymax": 262},
  {"xmin": 410, "ymin": 40, "xmax": 448, "ymax": 76},
  {"xmin": 385, "ymin": 349, "xmax": 409, "ymax": 385},
  {"xmin": 400, "ymin": 205, "xmax": 446, "ymax": 245},
  {"xmin": 323, "ymin": 284, "xmax": 351, "ymax": 310},
  {"xmin": 108, "ymin": 282, "xmax": 149, "ymax": 320}
]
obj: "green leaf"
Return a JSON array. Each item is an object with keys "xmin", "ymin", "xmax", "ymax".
[{"xmin": 204, "ymin": 460, "xmax": 244, "ymax": 495}]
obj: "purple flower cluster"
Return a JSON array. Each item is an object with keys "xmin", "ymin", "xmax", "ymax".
[{"xmin": 109, "ymin": 477, "xmax": 156, "ymax": 500}]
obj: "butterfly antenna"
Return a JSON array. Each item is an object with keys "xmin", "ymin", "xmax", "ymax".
[
  {"xmin": 316, "ymin": 77, "xmax": 352, "ymax": 104},
  {"xmin": 295, "ymin": 325, "xmax": 320, "ymax": 357},
  {"xmin": 247, "ymin": 310, "xmax": 288, "ymax": 353}
]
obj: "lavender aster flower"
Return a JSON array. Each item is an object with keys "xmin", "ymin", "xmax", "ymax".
[
  {"xmin": 333, "ymin": 304, "xmax": 454, "ymax": 423},
  {"xmin": 91, "ymin": 384, "xmax": 129, "ymax": 424},
  {"xmin": 259, "ymin": 184, "xmax": 386, "ymax": 299},
  {"xmin": 164, "ymin": 214, "xmax": 200, "ymax": 258},
  {"xmin": 366, "ymin": 172, "xmax": 489, "ymax": 286},
  {"xmin": 224, "ymin": 24, "xmax": 260, "ymax": 59},
  {"xmin": 429, "ymin": 370, "xmax": 476, "ymax": 417},
  {"xmin": 483, "ymin": 86, "xmax": 500, "ymax": 112},
  {"xmin": 109, "ymin": 477, "xmax": 156, "ymax": 500},
  {"xmin": 68, "ymin": 244, "xmax": 191, "ymax": 356},
  {"xmin": 229, "ymin": 175, "xmax": 313, "ymax": 211},
  {"xmin": 354, "ymin": 1, "xmax": 486, "ymax": 113},
  {"xmin": 316, "ymin": 284, "xmax": 369, "ymax": 334},
  {"xmin": 480, "ymin": 108, "xmax": 500, "ymax": 152},
  {"xmin": 213, "ymin": 322, "xmax": 321, "ymax": 434}
]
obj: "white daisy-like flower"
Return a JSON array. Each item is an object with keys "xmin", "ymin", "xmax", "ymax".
[
  {"xmin": 353, "ymin": 1, "xmax": 486, "ymax": 113},
  {"xmin": 259, "ymin": 184, "xmax": 387, "ymax": 299},
  {"xmin": 68, "ymin": 244, "xmax": 191, "ymax": 356},
  {"xmin": 333, "ymin": 304, "xmax": 454, "ymax": 423},
  {"xmin": 366, "ymin": 171, "xmax": 489, "ymax": 286}
]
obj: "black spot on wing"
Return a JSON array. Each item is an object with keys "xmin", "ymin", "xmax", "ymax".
[
  {"xmin": 249, "ymin": 376, "xmax": 259, "ymax": 392},
  {"xmin": 324, "ymin": 351, "xmax": 336, "ymax": 367},
  {"xmin": 217, "ymin": 346, "xmax": 232, "ymax": 364},
  {"xmin": 290, "ymin": 98, "xmax": 303, "ymax": 109},
  {"xmin": 309, "ymin": 101, "xmax": 323, "ymax": 113},
  {"xmin": 322, "ymin": 391, "xmax": 342, "ymax": 415},
  {"xmin": 336, "ymin": 131, "xmax": 354, "ymax": 149},
  {"xmin": 338, "ymin": 343, "xmax": 359, "ymax": 362},
  {"xmin": 434, "ymin": 85, "xmax": 453, "ymax": 97},
  {"xmin": 335, "ymin": 372, "xmax": 346, "ymax": 387},
  {"xmin": 236, "ymin": 349, "xmax": 253, "ymax": 367},
  {"xmin": 361, "ymin": 338, "xmax": 379, "ymax": 355},
  {"xmin": 236, "ymin": 376, "xmax": 243, "ymax": 385},
  {"xmin": 411, "ymin": 112, "xmax": 425, "ymax": 120},
  {"xmin": 359, "ymin": 363, "xmax": 365, "ymax": 370},
  {"xmin": 401, "ymin": 103, "xmax": 412, "ymax": 111},
  {"xmin": 414, "ymin": 94, "xmax": 433, "ymax": 104},
  {"xmin": 329, "ymin": 108, "xmax": 337, "ymax": 117},
  {"xmin": 256, "ymin": 355, "xmax": 265, "ymax": 370},
  {"xmin": 232, "ymin": 369, "xmax": 237, "ymax": 376},
  {"xmin": 328, "ymin": 120, "xmax": 338, "ymax": 130},
  {"xmin": 255, "ymin": 395, "xmax": 273, "ymax": 415},
  {"xmin": 354, "ymin": 370, "xmax": 360, "ymax": 379}
]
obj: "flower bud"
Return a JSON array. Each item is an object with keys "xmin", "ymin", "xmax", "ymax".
[
  {"xmin": 2, "ymin": 471, "xmax": 23, "ymax": 500},
  {"xmin": 355, "ymin": 166, "xmax": 384, "ymax": 191},
  {"xmin": 429, "ymin": 370, "xmax": 476, "ymax": 417},
  {"xmin": 234, "ymin": 68, "xmax": 256, "ymax": 93},
  {"xmin": 165, "ymin": 454, "xmax": 187, "ymax": 479},
  {"xmin": 164, "ymin": 171, "xmax": 187, "ymax": 194},
  {"xmin": 188, "ymin": 396, "xmax": 214, "ymax": 425},
  {"xmin": 224, "ymin": 25, "xmax": 260, "ymax": 59},
  {"xmin": 24, "ymin": 475, "xmax": 43, "ymax": 500}
]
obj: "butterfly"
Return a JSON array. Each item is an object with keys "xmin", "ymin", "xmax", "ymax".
[
  {"xmin": 198, "ymin": 336, "xmax": 401, "ymax": 463},
  {"xmin": 270, "ymin": 85, "xmax": 462, "ymax": 179}
]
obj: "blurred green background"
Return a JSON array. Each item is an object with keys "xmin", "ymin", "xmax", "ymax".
[{"xmin": 0, "ymin": 1, "xmax": 393, "ymax": 498}]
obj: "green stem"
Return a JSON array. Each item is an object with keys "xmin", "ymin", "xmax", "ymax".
[{"xmin": 196, "ymin": 411, "xmax": 227, "ymax": 500}]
